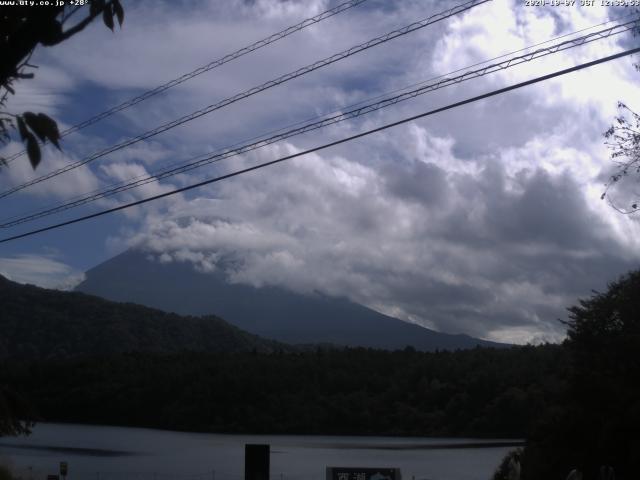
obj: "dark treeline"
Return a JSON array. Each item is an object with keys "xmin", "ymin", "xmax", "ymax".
[
  {"xmin": 518, "ymin": 270, "xmax": 640, "ymax": 480},
  {"xmin": 0, "ymin": 274, "xmax": 286, "ymax": 360},
  {"xmin": 2, "ymin": 269, "xmax": 638, "ymax": 479},
  {"xmin": 1, "ymin": 344, "xmax": 565, "ymax": 438}
]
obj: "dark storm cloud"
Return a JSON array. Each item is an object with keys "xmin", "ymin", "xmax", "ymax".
[
  {"xmin": 480, "ymin": 167, "xmax": 610, "ymax": 249},
  {"xmin": 383, "ymin": 160, "xmax": 450, "ymax": 206}
]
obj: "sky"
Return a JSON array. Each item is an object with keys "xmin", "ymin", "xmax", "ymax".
[{"xmin": 1, "ymin": 0, "xmax": 639, "ymax": 344}]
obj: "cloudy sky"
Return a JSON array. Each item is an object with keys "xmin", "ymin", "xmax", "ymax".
[{"xmin": 1, "ymin": 0, "xmax": 639, "ymax": 343}]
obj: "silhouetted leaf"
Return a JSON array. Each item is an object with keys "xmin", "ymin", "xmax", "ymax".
[
  {"xmin": 103, "ymin": 3, "xmax": 114, "ymax": 31},
  {"xmin": 36, "ymin": 113, "xmax": 61, "ymax": 149},
  {"xmin": 21, "ymin": 112, "xmax": 61, "ymax": 149},
  {"xmin": 0, "ymin": 118, "xmax": 10, "ymax": 142},
  {"xmin": 22, "ymin": 112, "xmax": 45, "ymax": 141},
  {"xmin": 113, "ymin": 0, "xmax": 124, "ymax": 27},
  {"xmin": 90, "ymin": 0, "xmax": 105, "ymax": 17},
  {"xmin": 16, "ymin": 116, "xmax": 29, "ymax": 141},
  {"xmin": 5, "ymin": 84, "xmax": 15, "ymax": 95},
  {"xmin": 25, "ymin": 132, "xmax": 41, "ymax": 169}
]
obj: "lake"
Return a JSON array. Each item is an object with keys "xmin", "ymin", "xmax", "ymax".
[{"xmin": 0, "ymin": 423, "xmax": 520, "ymax": 480}]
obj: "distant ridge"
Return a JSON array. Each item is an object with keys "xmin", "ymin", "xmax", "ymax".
[
  {"xmin": 76, "ymin": 249, "xmax": 506, "ymax": 351},
  {"xmin": 0, "ymin": 274, "xmax": 283, "ymax": 360}
]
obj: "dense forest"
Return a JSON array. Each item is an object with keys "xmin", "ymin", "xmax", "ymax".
[
  {"xmin": 517, "ymin": 269, "xmax": 640, "ymax": 480},
  {"xmin": 1, "ymin": 269, "xmax": 639, "ymax": 480},
  {"xmin": 0, "ymin": 344, "xmax": 564, "ymax": 438},
  {"xmin": 0, "ymin": 274, "xmax": 285, "ymax": 359}
]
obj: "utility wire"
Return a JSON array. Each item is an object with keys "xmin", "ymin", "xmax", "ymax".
[
  {"xmin": 0, "ymin": 0, "xmax": 490, "ymax": 200},
  {"xmin": 4, "ymin": 7, "xmax": 633, "ymax": 225},
  {"xmin": 2, "ymin": 6, "xmax": 634, "ymax": 225},
  {"xmin": 77, "ymin": 12, "xmax": 640, "ymax": 191},
  {"xmin": 1, "ymin": 45, "xmax": 638, "ymax": 245},
  {"xmin": 2, "ymin": 17, "xmax": 636, "ymax": 228},
  {"xmin": 3, "ymin": 0, "xmax": 370, "ymax": 165}
]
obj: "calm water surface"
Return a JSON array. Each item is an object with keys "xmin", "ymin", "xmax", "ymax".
[{"xmin": 0, "ymin": 423, "xmax": 518, "ymax": 480}]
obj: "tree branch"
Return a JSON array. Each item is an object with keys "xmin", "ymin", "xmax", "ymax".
[{"xmin": 58, "ymin": 6, "xmax": 105, "ymax": 42}]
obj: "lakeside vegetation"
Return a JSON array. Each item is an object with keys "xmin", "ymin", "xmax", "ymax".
[
  {"xmin": 1, "ymin": 344, "xmax": 564, "ymax": 438},
  {"xmin": 0, "ymin": 465, "xmax": 13, "ymax": 480},
  {"xmin": 1, "ymin": 269, "xmax": 638, "ymax": 479}
]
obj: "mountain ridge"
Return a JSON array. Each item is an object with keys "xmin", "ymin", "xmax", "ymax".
[
  {"xmin": 0, "ymin": 273, "xmax": 284, "ymax": 360},
  {"xmin": 75, "ymin": 249, "xmax": 506, "ymax": 351}
]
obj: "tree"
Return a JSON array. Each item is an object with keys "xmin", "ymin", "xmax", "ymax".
[
  {"xmin": 564, "ymin": 269, "xmax": 640, "ymax": 343},
  {"xmin": 603, "ymin": 102, "xmax": 640, "ymax": 214},
  {"xmin": 0, "ymin": 385, "xmax": 33, "ymax": 437},
  {"xmin": 522, "ymin": 269, "xmax": 640, "ymax": 480},
  {"xmin": 602, "ymin": 21, "xmax": 640, "ymax": 214},
  {"xmin": 0, "ymin": 0, "xmax": 124, "ymax": 169},
  {"xmin": 563, "ymin": 270, "xmax": 640, "ymax": 479},
  {"xmin": 0, "ymin": 0, "xmax": 124, "ymax": 438}
]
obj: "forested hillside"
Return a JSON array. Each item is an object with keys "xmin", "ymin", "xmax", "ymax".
[
  {"xmin": 0, "ymin": 275, "xmax": 283, "ymax": 359},
  {"xmin": 3, "ymin": 267, "xmax": 638, "ymax": 479}
]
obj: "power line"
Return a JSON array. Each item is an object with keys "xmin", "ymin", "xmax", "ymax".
[
  {"xmin": 2, "ymin": 17, "xmax": 635, "ymax": 226},
  {"xmin": 2, "ymin": 17, "xmax": 636, "ymax": 228},
  {"xmin": 3, "ymin": 0, "xmax": 370, "ymax": 165},
  {"xmin": 0, "ymin": 0, "xmax": 491, "ymax": 200},
  {"xmin": 6, "ymin": 7, "xmax": 632, "ymax": 225},
  {"xmin": 1, "ymin": 45, "xmax": 638, "ymax": 245}
]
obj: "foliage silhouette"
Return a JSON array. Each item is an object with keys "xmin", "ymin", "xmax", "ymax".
[
  {"xmin": 519, "ymin": 269, "xmax": 640, "ymax": 480},
  {"xmin": 602, "ymin": 19, "xmax": 640, "ymax": 214},
  {"xmin": 1, "ymin": 345, "xmax": 566, "ymax": 438},
  {"xmin": 0, "ymin": 0, "xmax": 124, "ymax": 168}
]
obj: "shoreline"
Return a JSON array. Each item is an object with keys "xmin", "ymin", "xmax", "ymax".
[{"xmin": 0, "ymin": 440, "xmax": 524, "ymax": 455}]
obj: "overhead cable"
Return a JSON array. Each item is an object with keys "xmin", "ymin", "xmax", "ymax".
[
  {"xmin": 0, "ymin": 0, "xmax": 491, "ymax": 199},
  {"xmin": 2, "ymin": 17, "xmax": 636, "ymax": 228},
  {"xmin": 3, "ymin": 0, "xmax": 370, "ymax": 165},
  {"xmin": 1, "ymin": 45, "xmax": 638, "ymax": 244}
]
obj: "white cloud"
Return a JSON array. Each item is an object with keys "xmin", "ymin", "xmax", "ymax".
[
  {"xmin": 124, "ymin": 127, "xmax": 640, "ymax": 343},
  {"xmin": 6, "ymin": 63, "xmax": 77, "ymax": 115},
  {"xmin": 0, "ymin": 254, "xmax": 85, "ymax": 290},
  {"xmin": 0, "ymin": 144, "xmax": 101, "ymax": 199}
]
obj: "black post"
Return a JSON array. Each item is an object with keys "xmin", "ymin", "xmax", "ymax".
[{"xmin": 245, "ymin": 444, "xmax": 270, "ymax": 480}]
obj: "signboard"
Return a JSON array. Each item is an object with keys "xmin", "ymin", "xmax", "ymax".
[
  {"xmin": 60, "ymin": 462, "xmax": 68, "ymax": 477},
  {"xmin": 326, "ymin": 467, "xmax": 401, "ymax": 480}
]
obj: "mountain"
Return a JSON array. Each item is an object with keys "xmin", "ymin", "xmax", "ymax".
[
  {"xmin": 0, "ymin": 274, "xmax": 283, "ymax": 360},
  {"xmin": 75, "ymin": 249, "xmax": 505, "ymax": 351}
]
